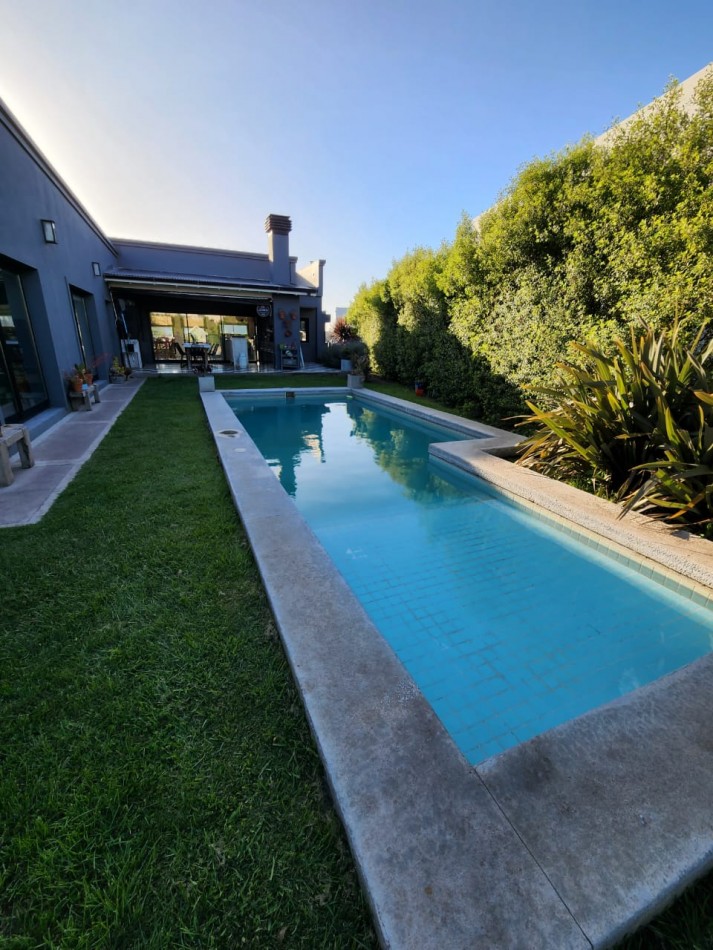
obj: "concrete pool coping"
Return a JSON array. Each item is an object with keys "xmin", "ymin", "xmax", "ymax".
[{"xmin": 203, "ymin": 387, "xmax": 713, "ymax": 949}]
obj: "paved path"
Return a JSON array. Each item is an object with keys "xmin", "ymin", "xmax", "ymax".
[{"xmin": 0, "ymin": 380, "xmax": 143, "ymax": 528}]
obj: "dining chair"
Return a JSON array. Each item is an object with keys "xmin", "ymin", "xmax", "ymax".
[{"xmin": 173, "ymin": 340, "xmax": 189, "ymax": 369}]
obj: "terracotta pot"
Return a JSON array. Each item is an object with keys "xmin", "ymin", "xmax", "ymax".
[{"xmin": 70, "ymin": 378, "xmax": 84, "ymax": 392}]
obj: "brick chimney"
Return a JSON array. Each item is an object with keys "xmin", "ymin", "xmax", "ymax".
[{"xmin": 265, "ymin": 214, "xmax": 292, "ymax": 285}]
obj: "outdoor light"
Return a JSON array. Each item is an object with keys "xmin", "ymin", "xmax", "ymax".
[
  {"xmin": 41, "ymin": 219, "xmax": 57, "ymax": 243},
  {"xmin": 92, "ymin": 262, "xmax": 101, "ymax": 276}
]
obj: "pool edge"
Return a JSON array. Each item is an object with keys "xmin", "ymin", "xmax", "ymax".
[
  {"xmin": 429, "ymin": 440, "xmax": 713, "ymax": 596},
  {"xmin": 202, "ymin": 389, "xmax": 589, "ymax": 949},
  {"xmin": 203, "ymin": 387, "xmax": 713, "ymax": 950}
]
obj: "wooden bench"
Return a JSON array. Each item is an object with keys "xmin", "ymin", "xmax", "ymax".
[
  {"xmin": 68, "ymin": 383, "xmax": 101, "ymax": 411},
  {"xmin": 0, "ymin": 424, "xmax": 35, "ymax": 487}
]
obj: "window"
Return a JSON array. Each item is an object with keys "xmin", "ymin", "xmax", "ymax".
[
  {"xmin": 70, "ymin": 291, "xmax": 96, "ymax": 370},
  {"xmin": 0, "ymin": 267, "xmax": 48, "ymax": 422},
  {"xmin": 70, "ymin": 290, "xmax": 97, "ymax": 371}
]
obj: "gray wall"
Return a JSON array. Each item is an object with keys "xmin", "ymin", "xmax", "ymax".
[
  {"xmin": 112, "ymin": 240, "xmax": 273, "ymax": 282},
  {"xmin": 0, "ymin": 100, "xmax": 118, "ymax": 409},
  {"xmin": 1, "ymin": 95, "xmax": 328, "ymax": 406}
]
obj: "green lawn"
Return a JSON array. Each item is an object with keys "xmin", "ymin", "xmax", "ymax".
[
  {"xmin": 616, "ymin": 876, "xmax": 713, "ymax": 949},
  {"xmin": 215, "ymin": 372, "xmax": 346, "ymax": 390},
  {"xmin": 0, "ymin": 377, "xmax": 376, "ymax": 948},
  {"xmin": 214, "ymin": 373, "xmax": 467, "ymax": 421},
  {"xmin": 363, "ymin": 379, "xmax": 465, "ymax": 414},
  {"xmin": 2, "ymin": 375, "xmax": 711, "ymax": 948}
]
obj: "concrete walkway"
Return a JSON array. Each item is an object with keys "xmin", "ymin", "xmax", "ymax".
[{"xmin": 0, "ymin": 379, "xmax": 143, "ymax": 528}]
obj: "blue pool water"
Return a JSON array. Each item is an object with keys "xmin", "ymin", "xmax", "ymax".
[{"xmin": 228, "ymin": 393, "xmax": 713, "ymax": 764}]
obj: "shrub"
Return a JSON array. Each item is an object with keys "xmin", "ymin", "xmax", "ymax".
[
  {"xmin": 319, "ymin": 341, "xmax": 368, "ymax": 370},
  {"xmin": 347, "ymin": 71, "xmax": 713, "ymax": 428},
  {"xmin": 516, "ymin": 320, "xmax": 713, "ymax": 532},
  {"xmin": 319, "ymin": 343, "xmax": 346, "ymax": 368},
  {"xmin": 347, "ymin": 280, "xmax": 398, "ymax": 378},
  {"xmin": 350, "ymin": 348, "xmax": 371, "ymax": 378},
  {"xmin": 625, "ymin": 390, "xmax": 713, "ymax": 534}
]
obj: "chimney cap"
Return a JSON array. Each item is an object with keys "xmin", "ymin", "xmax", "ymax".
[{"xmin": 265, "ymin": 214, "xmax": 292, "ymax": 235}]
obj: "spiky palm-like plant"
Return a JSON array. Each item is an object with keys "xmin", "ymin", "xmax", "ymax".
[{"xmin": 517, "ymin": 321, "xmax": 713, "ymax": 532}]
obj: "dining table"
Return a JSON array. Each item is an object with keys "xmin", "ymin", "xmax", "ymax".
[{"xmin": 185, "ymin": 342, "xmax": 211, "ymax": 372}]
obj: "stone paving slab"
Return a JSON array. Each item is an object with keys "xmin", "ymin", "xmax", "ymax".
[
  {"xmin": 30, "ymin": 419, "xmax": 115, "ymax": 461},
  {"xmin": 0, "ymin": 464, "xmax": 75, "ymax": 526},
  {"xmin": 0, "ymin": 380, "xmax": 143, "ymax": 527},
  {"xmin": 478, "ymin": 654, "xmax": 713, "ymax": 947}
]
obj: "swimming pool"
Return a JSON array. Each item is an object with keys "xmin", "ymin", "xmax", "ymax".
[{"xmin": 227, "ymin": 392, "xmax": 713, "ymax": 764}]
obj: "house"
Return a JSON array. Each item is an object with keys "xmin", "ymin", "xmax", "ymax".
[{"xmin": 0, "ymin": 96, "xmax": 327, "ymax": 435}]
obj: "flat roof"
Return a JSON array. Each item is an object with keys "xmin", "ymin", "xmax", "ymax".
[{"xmin": 103, "ymin": 268, "xmax": 318, "ymax": 297}]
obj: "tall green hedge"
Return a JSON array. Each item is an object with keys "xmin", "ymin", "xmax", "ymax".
[{"xmin": 348, "ymin": 74, "xmax": 713, "ymax": 427}]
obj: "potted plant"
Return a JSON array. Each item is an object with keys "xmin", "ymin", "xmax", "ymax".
[
  {"xmin": 280, "ymin": 343, "xmax": 299, "ymax": 369},
  {"xmin": 75, "ymin": 363, "xmax": 94, "ymax": 386},
  {"xmin": 348, "ymin": 350, "xmax": 370, "ymax": 390},
  {"xmin": 65, "ymin": 368, "xmax": 85, "ymax": 392},
  {"xmin": 109, "ymin": 357, "xmax": 131, "ymax": 382},
  {"xmin": 329, "ymin": 320, "xmax": 359, "ymax": 370}
]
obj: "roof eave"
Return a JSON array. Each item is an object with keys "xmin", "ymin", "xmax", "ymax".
[{"xmin": 103, "ymin": 275, "xmax": 318, "ymax": 299}]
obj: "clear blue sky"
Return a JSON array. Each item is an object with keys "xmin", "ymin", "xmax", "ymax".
[{"xmin": 1, "ymin": 0, "xmax": 711, "ymax": 316}]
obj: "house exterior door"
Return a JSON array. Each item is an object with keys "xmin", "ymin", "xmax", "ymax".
[{"xmin": 0, "ymin": 267, "xmax": 48, "ymax": 423}]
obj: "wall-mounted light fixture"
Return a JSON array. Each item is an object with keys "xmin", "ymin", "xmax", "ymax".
[
  {"xmin": 92, "ymin": 262, "xmax": 101, "ymax": 277},
  {"xmin": 41, "ymin": 219, "xmax": 57, "ymax": 243}
]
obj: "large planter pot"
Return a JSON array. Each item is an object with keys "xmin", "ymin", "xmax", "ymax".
[{"xmin": 347, "ymin": 373, "xmax": 364, "ymax": 390}]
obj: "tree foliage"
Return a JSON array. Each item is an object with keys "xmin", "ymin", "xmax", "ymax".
[{"xmin": 348, "ymin": 72, "xmax": 713, "ymax": 431}]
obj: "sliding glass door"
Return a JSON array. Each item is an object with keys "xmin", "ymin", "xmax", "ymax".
[
  {"xmin": 0, "ymin": 267, "xmax": 48, "ymax": 423},
  {"xmin": 149, "ymin": 311, "xmax": 258, "ymax": 363}
]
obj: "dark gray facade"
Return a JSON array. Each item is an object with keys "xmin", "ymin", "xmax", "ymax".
[{"xmin": 0, "ymin": 97, "xmax": 326, "ymax": 432}]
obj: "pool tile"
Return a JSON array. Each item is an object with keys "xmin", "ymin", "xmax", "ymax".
[{"xmin": 235, "ymin": 394, "xmax": 713, "ymax": 766}]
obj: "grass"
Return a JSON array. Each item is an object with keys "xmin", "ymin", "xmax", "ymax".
[
  {"xmin": 214, "ymin": 371, "xmax": 472, "ymax": 422},
  {"xmin": 362, "ymin": 379, "xmax": 465, "ymax": 414},
  {"xmin": 0, "ymin": 377, "xmax": 376, "ymax": 948},
  {"xmin": 616, "ymin": 876, "xmax": 713, "ymax": 949},
  {"xmin": 3, "ymin": 373, "xmax": 712, "ymax": 948},
  {"xmin": 215, "ymin": 372, "xmax": 346, "ymax": 390}
]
